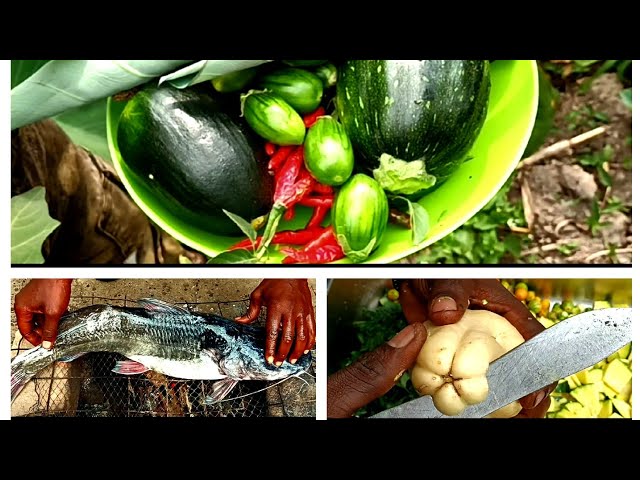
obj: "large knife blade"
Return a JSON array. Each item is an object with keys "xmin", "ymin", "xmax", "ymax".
[{"xmin": 372, "ymin": 308, "xmax": 632, "ymax": 419}]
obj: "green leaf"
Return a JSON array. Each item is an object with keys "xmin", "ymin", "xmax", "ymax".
[
  {"xmin": 620, "ymin": 88, "xmax": 632, "ymax": 109},
  {"xmin": 452, "ymin": 229, "xmax": 475, "ymax": 253},
  {"xmin": 54, "ymin": 99, "xmax": 111, "ymax": 161},
  {"xmin": 255, "ymin": 206, "xmax": 285, "ymax": 260},
  {"xmin": 557, "ymin": 242, "xmax": 578, "ymax": 256},
  {"xmin": 11, "ymin": 60, "xmax": 50, "ymax": 89},
  {"xmin": 11, "ymin": 60, "xmax": 193, "ymax": 130},
  {"xmin": 409, "ymin": 202, "xmax": 430, "ymax": 245},
  {"xmin": 222, "ymin": 209, "xmax": 257, "ymax": 247},
  {"xmin": 616, "ymin": 60, "xmax": 631, "ymax": 81},
  {"xmin": 11, "ymin": 187, "xmax": 60, "ymax": 264},
  {"xmin": 159, "ymin": 60, "xmax": 271, "ymax": 89},
  {"xmin": 573, "ymin": 60, "xmax": 600, "ymax": 69},
  {"xmin": 504, "ymin": 234, "xmax": 523, "ymax": 257},
  {"xmin": 579, "ymin": 60, "xmax": 620, "ymax": 92},
  {"xmin": 208, "ymin": 249, "xmax": 259, "ymax": 264},
  {"xmin": 597, "ymin": 165, "xmax": 612, "ymax": 187},
  {"xmin": 391, "ymin": 196, "xmax": 430, "ymax": 245}
]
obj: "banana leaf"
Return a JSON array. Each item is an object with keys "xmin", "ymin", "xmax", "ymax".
[
  {"xmin": 11, "ymin": 187, "xmax": 60, "ymax": 264},
  {"xmin": 159, "ymin": 60, "xmax": 271, "ymax": 88},
  {"xmin": 11, "ymin": 59, "xmax": 273, "ymax": 161},
  {"xmin": 11, "ymin": 60, "xmax": 49, "ymax": 88},
  {"xmin": 11, "ymin": 60, "xmax": 193, "ymax": 129},
  {"xmin": 54, "ymin": 99, "xmax": 113, "ymax": 161}
]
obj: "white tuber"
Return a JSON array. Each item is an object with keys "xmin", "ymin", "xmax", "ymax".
[{"xmin": 411, "ymin": 309, "xmax": 525, "ymax": 417}]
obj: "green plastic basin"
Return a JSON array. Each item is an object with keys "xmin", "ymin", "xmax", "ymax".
[{"xmin": 107, "ymin": 60, "xmax": 538, "ymax": 264}]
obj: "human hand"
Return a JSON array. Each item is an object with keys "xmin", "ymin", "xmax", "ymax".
[
  {"xmin": 396, "ymin": 279, "xmax": 555, "ymax": 418},
  {"xmin": 14, "ymin": 279, "xmax": 73, "ymax": 349},
  {"xmin": 235, "ymin": 279, "xmax": 315, "ymax": 366},
  {"xmin": 327, "ymin": 323, "xmax": 427, "ymax": 418}
]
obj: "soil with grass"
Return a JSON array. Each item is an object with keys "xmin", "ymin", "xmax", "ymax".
[
  {"xmin": 405, "ymin": 71, "xmax": 632, "ymax": 265},
  {"xmin": 513, "ymin": 73, "xmax": 631, "ymax": 264}
]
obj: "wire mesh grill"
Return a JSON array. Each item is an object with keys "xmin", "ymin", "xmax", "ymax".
[{"xmin": 11, "ymin": 295, "xmax": 313, "ymax": 418}]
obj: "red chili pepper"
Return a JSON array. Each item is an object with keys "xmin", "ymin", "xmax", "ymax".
[
  {"xmin": 281, "ymin": 230, "xmax": 344, "ymax": 263},
  {"xmin": 274, "ymin": 147, "xmax": 304, "ymax": 203},
  {"xmin": 268, "ymin": 145, "xmax": 295, "ymax": 173},
  {"xmin": 282, "ymin": 244, "xmax": 344, "ymax": 264},
  {"xmin": 312, "ymin": 183, "xmax": 334, "ymax": 195},
  {"xmin": 307, "ymin": 206, "xmax": 330, "ymax": 228},
  {"xmin": 278, "ymin": 170, "xmax": 315, "ymax": 209},
  {"xmin": 265, "ymin": 142, "xmax": 276, "ymax": 156},
  {"xmin": 229, "ymin": 227, "xmax": 326, "ymax": 251},
  {"xmin": 298, "ymin": 196, "xmax": 334, "ymax": 208},
  {"xmin": 303, "ymin": 106, "xmax": 326, "ymax": 128},
  {"xmin": 301, "ymin": 227, "xmax": 338, "ymax": 251}
]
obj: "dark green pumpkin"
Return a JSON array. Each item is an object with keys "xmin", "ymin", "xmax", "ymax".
[
  {"xmin": 336, "ymin": 60, "xmax": 491, "ymax": 186},
  {"xmin": 117, "ymin": 84, "xmax": 273, "ymax": 236}
]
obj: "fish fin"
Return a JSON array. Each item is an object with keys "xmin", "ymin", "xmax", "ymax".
[
  {"xmin": 58, "ymin": 352, "xmax": 87, "ymax": 363},
  {"xmin": 112, "ymin": 360, "xmax": 150, "ymax": 375},
  {"xmin": 204, "ymin": 378, "xmax": 239, "ymax": 404},
  {"xmin": 136, "ymin": 298, "xmax": 191, "ymax": 315}
]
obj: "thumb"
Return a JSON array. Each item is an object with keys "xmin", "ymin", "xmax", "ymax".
[
  {"xmin": 327, "ymin": 324, "xmax": 427, "ymax": 418},
  {"xmin": 41, "ymin": 312, "xmax": 62, "ymax": 349},
  {"xmin": 235, "ymin": 289, "xmax": 263, "ymax": 324},
  {"xmin": 425, "ymin": 279, "xmax": 472, "ymax": 326}
]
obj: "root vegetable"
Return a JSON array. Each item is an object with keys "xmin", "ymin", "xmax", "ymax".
[{"xmin": 411, "ymin": 309, "xmax": 526, "ymax": 417}]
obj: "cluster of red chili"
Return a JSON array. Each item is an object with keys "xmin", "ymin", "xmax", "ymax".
[{"xmin": 230, "ymin": 107, "xmax": 346, "ymax": 264}]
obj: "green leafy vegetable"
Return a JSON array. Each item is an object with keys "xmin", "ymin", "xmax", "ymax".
[{"xmin": 11, "ymin": 187, "xmax": 60, "ymax": 264}]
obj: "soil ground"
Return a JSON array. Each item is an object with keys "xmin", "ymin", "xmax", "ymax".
[{"xmin": 512, "ymin": 73, "xmax": 632, "ymax": 264}]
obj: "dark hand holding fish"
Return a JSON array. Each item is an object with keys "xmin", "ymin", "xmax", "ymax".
[
  {"xmin": 235, "ymin": 279, "xmax": 316, "ymax": 366},
  {"xmin": 11, "ymin": 298, "xmax": 313, "ymax": 404}
]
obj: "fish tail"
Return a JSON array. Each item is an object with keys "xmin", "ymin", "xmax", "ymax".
[
  {"xmin": 11, "ymin": 347, "xmax": 51, "ymax": 404},
  {"xmin": 11, "ymin": 362, "xmax": 32, "ymax": 403}
]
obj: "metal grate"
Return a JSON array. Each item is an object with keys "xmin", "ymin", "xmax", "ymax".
[{"xmin": 11, "ymin": 295, "xmax": 309, "ymax": 417}]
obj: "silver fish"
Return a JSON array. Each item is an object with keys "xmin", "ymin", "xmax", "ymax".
[{"xmin": 11, "ymin": 298, "xmax": 312, "ymax": 403}]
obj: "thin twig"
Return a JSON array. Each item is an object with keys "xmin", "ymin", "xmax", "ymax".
[
  {"xmin": 521, "ymin": 239, "xmax": 579, "ymax": 256},
  {"xmin": 585, "ymin": 247, "xmax": 632, "ymax": 262},
  {"xmin": 599, "ymin": 161, "xmax": 612, "ymax": 210},
  {"xmin": 554, "ymin": 218, "xmax": 573, "ymax": 237},
  {"xmin": 509, "ymin": 225, "xmax": 531, "ymax": 234},
  {"xmin": 517, "ymin": 126, "xmax": 608, "ymax": 169}
]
